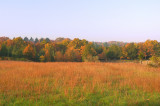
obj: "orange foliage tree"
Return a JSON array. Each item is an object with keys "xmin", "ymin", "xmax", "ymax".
[
  {"xmin": 44, "ymin": 43, "xmax": 54, "ymax": 61},
  {"xmin": 54, "ymin": 51, "xmax": 64, "ymax": 62},
  {"xmin": 64, "ymin": 47, "xmax": 81, "ymax": 62},
  {"xmin": 23, "ymin": 44, "xmax": 35, "ymax": 60}
]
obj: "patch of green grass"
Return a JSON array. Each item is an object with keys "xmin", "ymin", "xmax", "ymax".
[{"xmin": 1, "ymin": 87, "xmax": 160, "ymax": 106}]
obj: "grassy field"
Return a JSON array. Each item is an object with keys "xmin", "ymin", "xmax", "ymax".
[{"xmin": 0, "ymin": 61, "xmax": 160, "ymax": 105}]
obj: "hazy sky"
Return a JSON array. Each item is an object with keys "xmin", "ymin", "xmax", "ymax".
[{"xmin": 0, "ymin": 0, "xmax": 160, "ymax": 42}]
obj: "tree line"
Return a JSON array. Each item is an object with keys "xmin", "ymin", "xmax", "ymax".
[{"xmin": 0, "ymin": 37, "xmax": 159, "ymax": 62}]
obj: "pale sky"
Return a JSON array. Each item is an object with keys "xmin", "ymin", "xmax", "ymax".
[{"xmin": 0, "ymin": 0, "xmax": 160, "ymax": 42}]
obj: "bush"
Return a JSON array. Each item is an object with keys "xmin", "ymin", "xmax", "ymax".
[
  {"xmin": 40, "ymin": 55, "xmax": 45, "ymax": 62},
  {"xmin": 15, "ymin": 58, "xmax": 28, "ymax": 61},
  {"xmin": 83, "ymin": 55, "xmax": 100, "ymax": 62},
  {"xmin": 149, "ymin": 56, "xmax": 160, "ymax": 67}
]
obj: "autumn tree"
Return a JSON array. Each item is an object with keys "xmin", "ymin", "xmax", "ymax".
[
  {"xmin": 44, "ymin": 43, "xmax": 54, "ymax": 61},
  {"xmin": 98, "ymin": 47, "xmax": 107, "ymax": 61},
  {"xmin": 53, "ymin": 43, "xmax": 67, "ymax": 54},
  {"xmin": 54, "ymin": 51, "xmax": 64, "ymax": 61},
  {"xmin": 144, "ymin": 40, "xmax": 160, "ymax": 57},
  {"xmin": 40, "ymin": 39, "xmax": 48, "ymax": 46},
  {"xmin": 23, "ymin": 44, "xmax": 35, "ymax": 60},
  {"xmin": 156, "ymin": 42, "xmax": 160, "ymax": 57},
  {"xmin": 137, "ymin": 43, "xmax": 146, "ymax": 60},
  {"xmin": 81, "ymin": 43, "xmax": 97, "ymax": 62},
  {"xmin": 61, "ymin": 38, "xmax": 71, "ymax": 46},
  {"xmin": 64, "ymin": 47, "xmax": 81, "ymax": 62},
  {"xmin": 137, "ymin": 40, "xmax": 160, "ymax": 59},
  {"xmin": 0, "ymin": 36, "xmax": 159, "ymax": 62},
  {"xmin": 68, "ymin": 38, "xmax": 87, "ymax": 49},
  {"xmin": 6, "ymin": 39, "xmax": 13, "ymax": 57}
]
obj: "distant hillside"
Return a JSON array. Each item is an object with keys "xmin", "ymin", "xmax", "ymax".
[
  {"xmin": 93, "ymin": 41, "xmax": 127, "ymax": 47},
  {"xmin": 107, "ymin": 41, "xmax": 127, "ymax": 46}
]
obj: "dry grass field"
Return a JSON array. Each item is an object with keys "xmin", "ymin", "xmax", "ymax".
[{"xmin": 0, "ymin": 61, "xmax": 160, "ymax": 105}]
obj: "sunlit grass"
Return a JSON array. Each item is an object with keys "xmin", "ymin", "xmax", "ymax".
[{"xmin": 0, "ymin": 61, "xmax": 160, "ymax": 105}]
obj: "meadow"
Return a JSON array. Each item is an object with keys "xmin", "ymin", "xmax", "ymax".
[{"xmin": 0, "ymin": 61, "xmax": 160, "ymax": 105}]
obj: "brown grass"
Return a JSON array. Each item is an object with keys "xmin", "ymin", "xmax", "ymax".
[{"xmin": 0, "ymin": 61, "xmax": 160, "ymax": 98}]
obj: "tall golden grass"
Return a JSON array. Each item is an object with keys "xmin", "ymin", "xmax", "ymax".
[{"xmin": 0, "ymin": 61, "xmax": 160, "ymax": 99}]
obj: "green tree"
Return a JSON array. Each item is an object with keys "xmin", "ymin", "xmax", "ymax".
[
  {"xmin": 12, "ymin": 37, "xmax": 25, "ymax": 58},
  {"xmin": 24, "ymin": 37, "xmax": 29, "ymax": 42},
  {"xmin": 35, "ymin": 38, "xmax": 39, "ymax": 43},
  {"xmin": 138, "ymin": 52, "xmax": 145, "ymax": 60},
  {"xmin": 106, "ymin": 45, "xmax": 121, "ymax": 60},
  {"xmin": 0, "ymin": 44, "xmax": 7, "ymax": 56},
  {"xmin": 81, "ymin": 43, "xmax": 97, "ymax": 62},
  {"xmin": 30, "ymin": 37, "xmax": 34, "ymax": 43},
  {"xmin": 122, "ymin": 43, "xmax": 138, "ymax": 60},
  {"xmin": 46, "ymin": 38, "xmax": 50, "ymax": 43}
]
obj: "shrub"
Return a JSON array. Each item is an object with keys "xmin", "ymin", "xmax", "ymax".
[
  {"xmin": 40, "ymin": 55, "xmax": 45, "ymax": 62},
  {"xmin": 84, "ymin": 55, "xmax": 99, "ymax": 62},
  {"xmin": 149, "ymin": 56, "xmax": 160, "ymax": 67}
]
